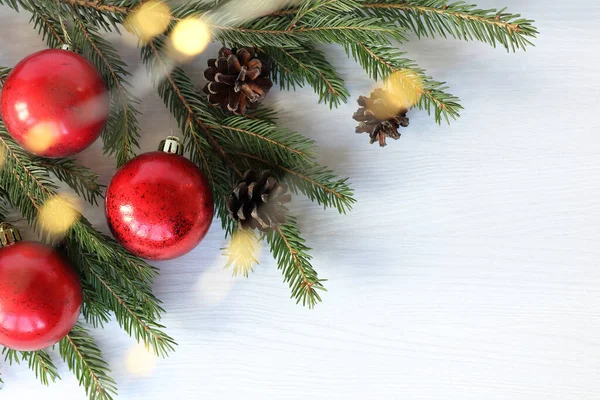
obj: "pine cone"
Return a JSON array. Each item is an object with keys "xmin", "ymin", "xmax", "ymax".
[
  {"xmin": 203, "ymin": 47, "xmax": 273, "ymax": 114},
  {"xmin": 353, "ymin": 89, "xmax": 409, "ymax": 147},
  {"xmin": 227, "ymin": 170, "xmax": 291, "ymax": 231}
]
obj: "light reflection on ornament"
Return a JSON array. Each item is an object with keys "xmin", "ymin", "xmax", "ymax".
[
  {"xmin": 14, "ymin": 101, "xmax": 29, "ymax": 122},
  {"xmin": 126, "ymin": 343, "xmax": 158, "ymax": 377},
  {"xmin": 171, "ymin": 18, "xmax": 211, "ymax": 57},
  {"xmin": 38, "ymin": 194, "xmax": 81, "ymax": 240}
]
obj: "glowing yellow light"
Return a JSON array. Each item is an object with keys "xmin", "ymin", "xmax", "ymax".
[
  {"xmin": 126, "ymin": 344, "xmax": 157, "ymax": 377},
  {"xmin": 0, "ymin": 146, "xmax": 5, "ymax": 170},
  {"xmin": 171, "ymin": 18, "xmax": 211, "ymax": 57},
  {"xmin": 24, "ymin": 122, "xmax": 59, "ymax": 154},
  {"xmin": 223, "ymin": 229, "xmax": 261, "ymax": 277},
  {"xmin": 38, "ymin": 194, "xmax": 80, "ymax": 239},
  {"xmin": 127, "ymin": 1, "xmax": 172, "ymax": 41},
  {"xmin": 385, "ymin": 69, "xmax": 424, "ymax": 109}
]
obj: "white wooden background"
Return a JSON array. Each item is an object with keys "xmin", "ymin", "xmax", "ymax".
[{"xmin": 1, "ymin": 1, "xmax": 600, "ymax": 399}]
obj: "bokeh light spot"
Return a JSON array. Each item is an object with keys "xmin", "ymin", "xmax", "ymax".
[
  {"xmin": 224, "ymin": 229, "xmax": 261, "ymax": 277},
  {"xmin": 38, "ymin": 194, "xmax": 80, "ymax": 240},
  {"xmin": 24, "ymin": 122, "xmax": 60, "ymax": 154},
  {"xmin": 0, "ymin": 146, "xmax": 5, "ymax": 170},
  {"xmin": 171, "ymin": 18, "xmax": 211, "ymax": 57},
  {"xmin": 385, "ymin": 69, "xmax": 424, "ymax": 109},
  {"xmin": 127, "ymin": 1, "xmax": 172, "ymax": 41},
  {"xmin": 126, "ymin": 344, "xmax": 157, "ymax": 377}
]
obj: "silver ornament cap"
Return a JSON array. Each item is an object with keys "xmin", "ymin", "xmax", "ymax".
[
  {"xmin": 158, "ymin": 136, "xmax": 184, "ymax": 155},
  {"xmin": 0, "ymin": 223, "xmax": 22, "ymax": 247}
]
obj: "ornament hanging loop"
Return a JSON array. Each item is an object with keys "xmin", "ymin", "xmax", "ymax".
[
  {"xmin": 0, "ymin": 223, "xmax": 22, "ymax": 247},
  {"xmin": 58, "ymin": 15, "xmax": 75, "ymax": 52},
  {"xmin": 159, "ymin": 136, "xmax": 184, "ymax": 155}
]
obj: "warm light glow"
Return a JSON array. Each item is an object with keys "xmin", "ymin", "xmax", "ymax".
[
  {"xmin": 385, "ymin": 69, "xmax": 424, "ymax": 109},
  {"xmin": 24, "ymin": 122, "xmax": 60, "ymax": 154},
  {"xmin": 0, "ymin": 146, "xmax": 5, "ymax": 170},
  {"xmin": 224, "ymin": 229, "xmax": 261, "ymax": 277},
  {"xmin": 15, "ymin": 101, "xmax": 30, "ymax": 122},
  {"xmin": 126, "ymin": 344, "xmax": 157, "ymax": 377},
  {"xmin": 38, "ymin": 194, "xmax": 80, "ymax": 239},
  {"xmin": 171, "ymin": 18, "xmax": 211, "ymax": 57},
  {"xmin": 195, "ymin": 262, "xmax": 236, "ymax": 306},
  {"xmin": 127, "ymin": 1, "xmax": 172, "ymax": 41}
]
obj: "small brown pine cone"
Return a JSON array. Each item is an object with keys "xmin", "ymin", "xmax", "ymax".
[
  {"xmin": 203, "ymin": 47, "xmax": 273, "ymax": 114},
  {"xmin": 226, "ymin": 170, "xmax": 291, "ymax": 232},
  {"xmin": 353, "ymin": 89, "xmax": 409, "ymax": 147}
]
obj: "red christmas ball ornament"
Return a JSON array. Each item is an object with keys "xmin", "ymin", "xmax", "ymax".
[
  {"xmin": 0, "ymin": 223, "xmax": 82, "ymax": 351},
  {"xmin": 105, "ymin": 136, "xmax": 214, "ymax": 260},
  {"xmin": 0, "ymin": 48, "xmax": 109, "ymax": 158}
]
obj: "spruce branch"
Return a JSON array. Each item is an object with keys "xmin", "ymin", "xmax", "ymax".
[
  {"xmin": 143, "ymin": 37, "xmax": 242, "ymax": 176},
  {"xmin": 66, "ymin": 243, "xmax": 175, "ymax": 357},
  {"xmin": 0, "ymin": 66, "xmax": 10, "ymax": 85},
  {"xmin": 69, "ymin": 18, "xmax": 141, "ymax": 167},
  {"xmin": 0, "ymin": 349, "xmax": 60, "ymax": 386},
  {"xmin": 360, "ymin": 0, "xmax": 538, "ymax": 51},
  {"xmin": 59, "ymin": 324, "xmax": 117, "ymax": 400},
  {"xmin": 20, "ymin": 350, "xmax": 61, "ymax": 386},
  {"xmin": 345, "ymin": 42, "xmax": 462, "ymax": 123},
  {"xmin": 0, "ymin": 192, "xmax": 9, "ymax": 221},
  {"xmin": 80, "ymin": 279, "xmax": 113, "ymax": 328},
  {"xmin": 286, "ymin": 0, "xmax": 362, "ymax": 29},
  {"xmin": 35, "ymin": 158, "xmax": 104, "ymax": 206},
  {"xmin": 214, "ymin": 14, "xmax": 406, "ymax": 48},
  {"xmin": 2, "ymin": 348, "xmax": 19, "ymax": 365},
  {"xmin": 239, "ymin": 152, "xmax": 355, "ymax": 213},
  {"xmin": 30, "ymin": 10, "xmax": 66, "ymax": 48},
  {"xmin": 260, "ymin": 45, "xmax": 350, "ymax": 107},
  {"xmin": 266, "ymin": 216, "xmax": 326, "ymax": 308}
]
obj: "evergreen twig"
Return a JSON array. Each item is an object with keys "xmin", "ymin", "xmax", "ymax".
[
  {"xmin": 35, "ymin": 158, "xmax": 104, "ymax": 206},
  {"xmin": 260, "ymin": 45, "xmax": 350, "ymax": 108},
  {"xmin": 266, "ymin": 216, "xmax": 326, "ymax": 308},
  {"xmin": 0, "ymin": 348, "xmax": 60, "ymax": 386},
  {"xmin": 20, "ymin": 350, "xmax": 61, "ymax": 386},
  {"xmin": 70, "ymin": 18, "xmax": 141, "ymax": 167},
  {"xmin": 344, "ymin": 42, "xmax": 462, "ymax": 122},
  {"xmin": 59, "ymin": 324, "xmax": 117, "ymax": 400},
  {"xmin": 360, "ymin": 0, "xmax": 538, "ymax": 51}
]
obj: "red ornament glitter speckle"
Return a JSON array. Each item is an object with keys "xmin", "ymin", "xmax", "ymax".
[
  {"xmin": 105, "ymin": 151, "xmax": 214, "ymax": 260},
  {"xmin": 0, "ymin": 241, "xmax": 82, "ymax": 351},
  {"xmin": 0, "ymin": 49, "xmax": 109, "ymax": 158}
]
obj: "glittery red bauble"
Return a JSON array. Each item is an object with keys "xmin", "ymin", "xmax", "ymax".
[
  {"xmin": 0, "ymin": 49, "xmax": 109, "ymax": 158},
  {"xmin": 0, "ymin": 242, "xmax": 82, "ymax": 351},
  {"xmin": 105, "ymin": 151, "xmax": 214, "ymax": 260}
]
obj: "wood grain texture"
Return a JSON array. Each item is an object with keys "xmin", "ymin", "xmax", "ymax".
[{"xmin": 1, "ymin": 1, "xmax": 600, "ymax": 399}]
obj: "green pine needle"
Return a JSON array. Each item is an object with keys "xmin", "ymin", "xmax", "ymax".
[
  {"xmin": 59, "ymin": 325, "xmax": 118, "ymax": 400},
  {"xmin": 35, "ymin": 157, "xmax": 104, "ymax": 206},
  {"xmin": 261, "ymin": 45, "xmax": 350, "ymax": 108},
  {"xmin": 266, "ymin": 216, "xmax": 326, "ymax": 308},
  {"xmin": 69, "ymin": 19, "xmax": 142, "ymax": 167},
  {"xmin": 360, "ymin": 0, "xmax": 538, "ymax": 52}
]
